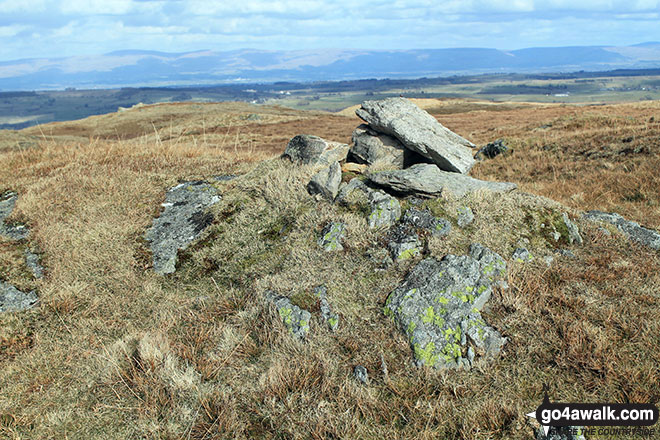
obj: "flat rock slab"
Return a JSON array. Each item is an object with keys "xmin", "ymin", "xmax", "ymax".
[
  {"xmin": 146, "ymin": 181, "xmax": 221, "ymax": 274},
  {"xmin": 384, "ymin": 244, "xmax": 507, "ymax": 369},
  {"xmin": 368, "ymin": 163, "xmax": 517, "ymax": 198},
  {"xmin": 0, "ymin": 281, "xmax": 38, "ymax": 313},
  {"xmin": 0, "ymin": 192, "xmax": 29, "ymax": 240},
  {"xmin": 356, "ymin": 98, "xmax": 475, "ymax": 174},
  {"xmin": 283, "ymin": 134, "xmax": 348, "ymax": 167},
  {"xmin": 583, "ymin": 210, "xmax": 660, "ymax": 250}
]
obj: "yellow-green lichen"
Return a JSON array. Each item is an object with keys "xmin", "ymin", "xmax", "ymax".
[{"xmin": 414, "ymin": 342, "xmax": 439, "ymax": 367}]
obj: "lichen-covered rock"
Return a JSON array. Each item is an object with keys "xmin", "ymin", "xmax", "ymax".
[
  {"xmin": 307, "ymin": 161, "xmax": 341, "ymax": 201},
  {"xmin": 1, "ymin": 281, "xmax": 38, "ymax": 313},
  {"xmin": 353, "ymin": 366, "xmax": 369, "ymax": 385},
  {"xmin": 315, "ymin": 285, "xmax": 339, "ymax": 332},
  {"xmin": 368, "ymin": 163, "xmax": 517, "ymax": 198},
  {"xmin": 562, "ymin": 213, "xmax": 583, "ymax": 245},
  {"xmin": 318, "ymin": 222, "xmax": 346, "ymax": 252},
  {"xmin": 457, "ymin": 206, "xmax": 474, "ymax": 228},
  {"xmin": 267, "ymin": 292, "xmax": 311, "ymax": 340},
  {"xmin": 349, "ymin": 124, "xmax": 428, "ymax": 168},
  {"xmin": 145, "ymin": 181, "xmax": 221, "ymax": 274},
  {"xmin": 512, "ymin": 247, "xmax": 533, "ymax": 263},
  {"xmin": 336, "ymin": 178, "xmax": 373, "ymax": 207},
  {"xmin": 583, "ymin": 210, "xmax": 660, "ymax": 250},
  {"xmin": 387, "ymin": 225, "xmax": 422, "ymax": 261},
  {"xmin": 384, "ymin": 244, "xmax": 507, "ymax": 369},
  {"xmin": 282, "ymin": 134, "xmax": 349, "ymax": 166},
  {"xmin": 368, "ymin": 191, "xmax": 401, "ymax": 229},
  {"xmin": 356, "ymin": 98, "xmax": 476, "ymax": 173},
  {"xmin": 0, "ymin": 192, "xmax": 29, "ymax": 240},
  {"xmin": 401, "ymin": 207, "xmax": 451, "ymax": 237}
]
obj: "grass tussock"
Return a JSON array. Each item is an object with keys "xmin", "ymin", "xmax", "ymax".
[{"xmin": 0, "ymin": 100, "xmax": 659, "ymax": 439}]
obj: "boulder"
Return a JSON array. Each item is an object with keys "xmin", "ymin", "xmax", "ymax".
[
  {"xmin": 583, "ymin": 211, "xmax": 660, "ymax": 250},
  {"xmin": 384, "ymin": 244, "xmax": 507, "ymax": 369},
  {"xmin": 307, "ymin": 162, "xmax": 341, "ymax": 201},
  {"xmin": 401, "ymin": 207, "xmax": 451, "ymax": 237},
  {"xmin": 0, "ymin": 281, "xmax": 38, "ymax": 313},
  {"xmin": 282, "ymin": 134, "xmax": 348, "ymax": 167},
  {"xmin": 145, "ymin": 181, "xmax": 221, "ymax": 275},
  {"xmin": 349, "ymin": 124, "xmax": 429, "ymax": 168},
  {"xmin": 267, "ymin": 292, "xmax": 311, "ymax": 340},
  {"xmin": 368, "ymin": 163, "xmax": 517, "ymax": 198},
  {"xmin": 315, "ymin": 285, "xmax": 339, "ymax": 332},
  {"xmin": 0, "ymin": 192, "xmax": 29, "ymax": 240},
  {"xmin": 318, "ymin": 222, "xmax": 346, "ymax": 252},
  {"xmin": 367, "ymin": 190, "xmax": 401, "ymax": 229},
  {"xmin": 356, "ymin": 98, "xmax": 475, "ymax": 174}
]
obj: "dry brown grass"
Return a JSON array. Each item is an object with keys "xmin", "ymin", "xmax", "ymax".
[{"xmin": 0, "ymin": 100, "xmax": 659, "ymax": 439}]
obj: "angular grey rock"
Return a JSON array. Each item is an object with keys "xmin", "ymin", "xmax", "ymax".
[
  {"xmin": 307, "ymin": 161, "xmax": 341, "ymax": 201},
  {"xmin": 315, "ymin": 285, "xmax": 339, "ymax": 332},
  {"xmin": 0, "ymin": 281, "xmax": 38, "ymax": 313},
  {"xmin": 318, "ymin": 222, "xmax": 345, "ymax": 252},
  {"xmin": 349, "ymin": 124, "xmax": 429, "ymax": 168},
  {"xmin": 145, "ymin": 181, "xmax": 221, "ymax": 275},
  {"xmin": 356, "ymin": 98, "xmax": 475, "ymax": 173},
  {"xmin": 537, "ymin": 426, "xmax": 586, "ymax": 440},
  {"xmin": 24, "ymin": 249, "xmax": 44, "ymax": 279},
  {"xmin": 335, "ymin": 177, "xmax": 373, "ymax": 208},
  {"xmin": 457, "ymin": 206, "xmax": 474, "ymax": 228},
  {"xmin": 384, "ymin": 244, "xmax": 507, "ymax": 369},
  {"xmin": 387, "ymin": 225, "xmax": 422, "ymax": 261},
  {"xmin": 562, "ymin": 213, "xmax": 583, "ymax": 245},
  {"xmin": 353, "ymin": 365, "xmax": 369, "ymax": 385},
  {"xmin": 367, "ymin": 190, "xmax": 401, "ymax": 229},
  {"xmin": 282, "ymin": 134, "xmax": 348, "ymax": 166},
  {"xmin": 368, "ymin": 164, "xmax": 517, "ymax": 198},
  {"xmin": 402, "ymin": 207, "xmax": 451, "ymax": 237},
  {"xmin": 266, "ymin": 292, "xmax": 311, "ymax": 340},
  {"xmin": 557, "ymin": 249, "xmax": 576, "ymax": 258},
  {"xmin": 0, "ymin": 192, "xmax": 29, "ymax": 240},
  {"xmin": 512, "ymin": 247, "xmax": 533, "ymax": 262},
  {"xmin": 583, "ymin": 210, "xmax": 660, "ymax": 250}
]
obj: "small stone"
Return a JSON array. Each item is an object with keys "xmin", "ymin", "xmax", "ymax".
[
  {"xmin": 318, "ymin": 222, "xmax": 345, "ymax": 252},
  {"xmin": 307, "ymin": 162, "xmax": 341, "ymax": 201},
  {"xmin": 266, "ymin": 292, "xmax": 311, "ymax": 341},
  {"xmin": 24, "ymin": 249, "xmax": 44, "ymax": 279},
  {"xmin": 315, "ymin": 285, "xmax": 339, "ymax": 332},
  {"xmin": 474, "ymin": 139, "xmax": 508, "ymax": 160},
  {"xmin": 457, "ymin": 207, "xmax": 474, "ymax": 228},
  {"xmin": 512, "ymin": 247, "xmax": 533, "ymax": 263},
  {"xmin": 543, "ymin": 256, "xmax": 554, "ymax": 266},
  {"xmin": 401, "ymin": 207, "xmax": 451, "ymax": 237},
  {"xmin": 353, "ymin": 365, "xmax": 369, "ymax": 385},
  {"xmin": 367, "ymin": 191, "xmax": 401, "ymax": 229},
  {"xmin": 387, "ymin": 225, "xmax": 422, "ymax": 261},
  {"xmin": 562, "ymin": 213, "xmax": 583, "ymax": 245},
  {"xmin": 557, "ymin": 249, "xmax": 576, "ymax": 258}
]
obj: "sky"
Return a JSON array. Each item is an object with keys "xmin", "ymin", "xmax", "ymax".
[{"xmin": 0, "ymin": 0, "xmax": 659, "ymax": 61}]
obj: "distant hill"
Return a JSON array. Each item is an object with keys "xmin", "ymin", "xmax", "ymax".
[{"xmin": 2, "ymin": 44, "xmax": 660, "ymax": 90}]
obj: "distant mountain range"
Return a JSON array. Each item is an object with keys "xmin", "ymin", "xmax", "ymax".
[{"xmin": 2, "ymin": 43, "xmax": 660, "ymax": 91}]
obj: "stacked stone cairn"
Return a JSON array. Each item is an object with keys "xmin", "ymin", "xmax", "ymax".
[{"xmin": 280, "ymin": 98, "xmax": 520, "ymax": 369}]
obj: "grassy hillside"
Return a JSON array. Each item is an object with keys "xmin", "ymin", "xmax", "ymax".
[{"xmin": 0, "ymin": 100, "xmax": 658, "ymax": 439}]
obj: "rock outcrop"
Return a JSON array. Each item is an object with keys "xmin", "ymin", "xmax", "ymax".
[
  {"xmin": 318, "ymin": 222, "xmax": 346, "ymax": 251},
  {"xmin": 384, "ymin": 244, "xmax": 507, "ymax": 369},
  {"xmin": 146, "ymin": 181, "xmax": 221, "ymax": 274},
  {"xmin": 0, "ymin": 192, "xmax": 29, "ymax": 240},
  {"xmin": 583, "ymin": 211, "xmax": 659, "ymax": 250},
  {"xmin": 368, "ymin": 164, "xmax": 517, "ymax": 198},
  {"xmin": 356, "ymin": 98, "xmax": 476, "ymax": 174}
]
